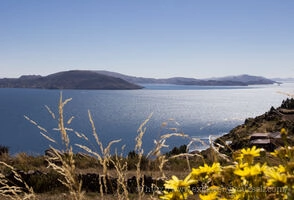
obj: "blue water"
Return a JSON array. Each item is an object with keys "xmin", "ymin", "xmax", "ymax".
[{"xmin": 0, "ymin": 83, "xmax": 292, "ymax": 155}]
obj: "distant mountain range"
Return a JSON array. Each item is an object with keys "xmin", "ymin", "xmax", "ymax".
[
  {"xmin": 0, "ymin": 70, "xmax": 279, "ymax": 90},
  {"xmin": 95, "ymin": 70, "xmax": 278, "ymax": 86},
  {"xmin": 272, "ymin": 77, "xmax": 294, "ymax": 82}
]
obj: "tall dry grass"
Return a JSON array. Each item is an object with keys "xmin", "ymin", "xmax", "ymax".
[
  {"xmin": 25, "ymin": 93, "xmax": 84, "ymax": 200},
  {"xmin": 132, "ymin": 113, "xmax": 152, "ymax": 200},
  {"xmin": 0, "ymin": 161, "xmax": 35, "ymax": 200},
  {"xmin": 75, "ymin": 110, "xmax": 121, "ymax": 198},
  {"xmin": 110, "ymin": 147, "xmax": 129, "ymax": 200}
]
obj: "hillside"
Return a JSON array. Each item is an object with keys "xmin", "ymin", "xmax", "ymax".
[
  {"xmin": 96, "ymin": 70, "xmax": 278, "ymax": 86},
  {"xmin": 215, "ymin": 98, "xmax": 294, "ymax": 154},
  {"xmin": 0, "ymin": 70, "xmax": 143, "ymax": 90}
]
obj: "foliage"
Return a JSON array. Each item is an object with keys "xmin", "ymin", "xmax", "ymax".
[
  {"xmin": 281, "ymin": 98, "xmax": 294, "ymax": 109},
  {"xmin": 165, "ymin": 145, "xmax": 187, "ymax": 157},
  {"xmin": 0, "ymin": 145, "xmax": 9, "ymax": 156},
  {"xmin": 0, "ymin": 161, "xmax": 36, "ymax": 200},
  {"xmin": 126, "ymin": 150, "xmax": 149, "ymax": 170}
]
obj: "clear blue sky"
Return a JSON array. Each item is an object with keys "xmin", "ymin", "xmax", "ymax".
[{"xmin": 0, "ymin": 0, "xmax": 293, "ymax": 78}]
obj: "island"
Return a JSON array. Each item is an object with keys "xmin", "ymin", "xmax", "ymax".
[{"xmin": 0, "ymin": 70, "xmax": 143, "ymax": 90}]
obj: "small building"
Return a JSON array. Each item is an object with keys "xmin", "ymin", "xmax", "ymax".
[{"xmin": 249, "ymin": 132, "xmax": 279, "ymax": 151}]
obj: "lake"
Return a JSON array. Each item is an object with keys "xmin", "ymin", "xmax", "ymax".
[{"xmin": 0, "ymin": 83, "xmax": 293, "ymax": 156}]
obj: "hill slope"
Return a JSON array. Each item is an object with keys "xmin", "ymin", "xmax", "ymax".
[
  {"xmin": 0, "ymin": 70, "xmax": 143, "ymax": 90},
  {"xmin": 215, "ymin": 98, "xmax": 294, "ymax": 153}
]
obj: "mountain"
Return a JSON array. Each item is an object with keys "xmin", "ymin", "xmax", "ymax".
[
  {"xmin": 209, "ymin": 74, "xmax": 279, "ymax": 85},
  {"xmin": 94, "ymin": 70, "xmax": 160, "ymax": 84},
  {"xmin": 96, "ymin": 71, "xmax": 278, "ymax": 86},
  {"xmin": 0, "ymin": 70, "xmax": 143, "ymax": 90}
]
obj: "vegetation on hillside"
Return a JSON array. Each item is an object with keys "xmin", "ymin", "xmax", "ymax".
[{"xmin": 217, "ymin": 98, "xmax": 294, "ymax": 155}]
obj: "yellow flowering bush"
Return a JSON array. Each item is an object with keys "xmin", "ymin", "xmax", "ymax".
[{"xmin": 160, "ymin": 129, "xmax": 294, "ymax": 200}]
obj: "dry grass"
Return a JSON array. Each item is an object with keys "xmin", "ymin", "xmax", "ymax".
[
  {"xmin": 42, "ymin": 94, "xmax": 84, "ymax": 200},
  {"xmin": 76, "ymin": 110, "xmax": 121, "ymax": 198},
  {"xmin": 35, "ymin": 192, "xmax": 163, "ymax": 200},
  {"xmin": 134, "ymin": 113, "xmax": 153, "ymax": 200},
  {"xmin": 46, "ymin": 148, "xmax": 84, "ymax": 200},
  {"xmin": 0, "ymin": 161, "xmax": 35, "ymax": 200}
]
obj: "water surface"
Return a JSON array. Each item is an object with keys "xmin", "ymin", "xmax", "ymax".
[{"xmin": 0, "ymin": 83, "xmax": 292, "ymax": 155}]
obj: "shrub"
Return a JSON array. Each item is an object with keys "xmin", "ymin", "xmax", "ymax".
[
  {"xmin": 0, "ymin": 145, "xmax": 9, "ymax": 156},
  {"xmin": 165, "ymin": 145, "xmax": 187, "ymax": 157}
]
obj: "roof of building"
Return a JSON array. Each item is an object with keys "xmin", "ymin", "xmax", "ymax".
[
  {"xmin": 250, "ymin": 132, "xmax": 281, "ymax": 140},
  {"xmin": 250, "ymin": 133, "xmax": 269, "ymax": 137},
  {"xmin": 250, "ymin": 139, "xmax": 271, "ymax": 144}
]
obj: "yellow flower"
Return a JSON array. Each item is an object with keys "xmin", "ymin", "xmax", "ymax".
[
  {"xmin": 231, "ymin": 194, "xmax": 244, "ymax": 200},
  {"xmin": 277, "ymin": 165, "xmax": 286, "ymax": 173},
  {"xmin": 160, "ymin": 190, "xmax": 190, "ymax": 200},
  {"xmin": 191, "ymin": 162, "xmax": 221, "ymax": 177},
  {"xmin": 234, "ymin": 163, "xmax": 265, "ymax": 177},
  {"xmin": 270, "ymin": 149, "xmax": 280, "ymax": 157},
  {"xmin": 267, "ymin": 173, "xmax": 287, "ymax": 187},
  {"xmin": 234, "ymin": 166, "xmax": 251, "ymax": 177},
  {"xmin": 270, "ymin": 147, "xmax": 290, "ymax": 158},
  {"xmin": 164, "ymin": 175, "xmax": 196, "ymax": 190},
  {"xmin": 280, "ymin": 128, "xmax": 288, "ymax": 136},
  {"xmin": 161, "ymin": 175, "xmax": 196, "ymax": 200},
  {"xmin": 237, "ymin": 162, "xmax": 248, "ymax": 169},
  {"xmin": 264, "ymin": 166, "xmax": 287, "ymax": 187},
  {"xmin": 241, "ymin": 146, "xmax": 260, "ymax": 157},
  {"xmin": 199, "ymin": 191, "xmax": 218, "ymax": 200},
  {"xmin": 236, "ymin": 146, "xmax": 260, "ymax": 164},
  {"xmin": 227, "ymin": 187, "xmax": 245, "ymax": 199}
]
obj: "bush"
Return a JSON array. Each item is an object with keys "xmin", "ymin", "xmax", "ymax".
[
  {"xmin": 26, "ymin": 171, "xmax": 65, "ymax": 193},
  {"xmin": 0, "ymin": 145, "xmax": 9, "ymax": 156},
  {"xmin": 165, "ymin": 145, "xmax": 187, "ymax": 157},
  {"xmin": 281, "ymin": 98, "xmax": 294, "ymax": 109}
]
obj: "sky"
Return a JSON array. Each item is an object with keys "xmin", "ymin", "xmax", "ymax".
[{"xmin": 0, "ymin": 0, "xmax": 293, "ymax": 79}]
